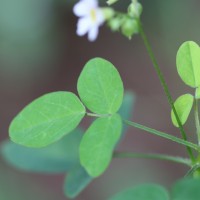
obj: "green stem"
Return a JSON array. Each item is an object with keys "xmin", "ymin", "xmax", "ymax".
[
  {"xmin": 194, "ymin": 93, "xmax": 200, "ymax": 146},
  {"xmin": 113, "ymin": 152, "xmax": 191, "ymax": 166},
  {"xmin": 185, "ymin": 164, "xmax": 200, "ymax": 177},
  {"xmin": 124, "ymin": 119, "xmax": 200, "ymax": 151},
  {"xmin": 86, "ymin": 112, "xmax": 110, "ymax": 118},
  {"xmin": 137, "ymin": 19, "xmax": 195, "ymax": 161}
]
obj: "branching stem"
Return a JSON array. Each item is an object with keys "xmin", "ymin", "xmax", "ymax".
[
  {"xmin": 137, "ymin": 19, "xmax": 195, "ymax": 161},
  {"xmin": 113, "ymin": 152, "xmax": 191, "ymax": 166},
  {"xmin": 124, "ymin": 119, "xmax": 200, "ymax": 152}
]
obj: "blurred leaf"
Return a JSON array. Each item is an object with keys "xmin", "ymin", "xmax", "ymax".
[
  {"xmin": 176, "ymin": 41, "xmax": 200, "ymax": 88},
  {"xmin": 64, "ymin": 165, "xmax": 92, "ymax": 198},
  {"xmin": 77, "ymin": 57, "xmax": 124, "ymax": 114},
  {"xmin": 118, "ymin": 91, "xmax": 135, "ymax": 133},
  {"xmin": 108, "ymin": 184, "xmax": 169, "ymax": 200},
  {"xmin": 171, "ymin": 94, "xmax": 194, "ymax": 127},
  {"xmin": 9, "ymin": 92, "xmax": 85, "ymax": 147},
  {"xmin": 80, "ymin": 114, "xmax": 122, "ymax": 177},
  {"xmin": 172, "ymin": 178, "xmax": 200, "ymax": 200},
  {"xmin": 1, "ymin": 128, "xmax": 83, "ymax": 173}
]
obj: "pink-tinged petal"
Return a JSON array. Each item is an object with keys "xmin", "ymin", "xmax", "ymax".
[
  {"xmin": 77, "ymin": 17, "xmax": 91, "ymax": 36},
  {"xmin": 88, "ymin": 26, "xmax": 98, "ymax": 41},
  {"xmin": 73, "ymin": 0, "xmax": 98, "ymax": 17}
]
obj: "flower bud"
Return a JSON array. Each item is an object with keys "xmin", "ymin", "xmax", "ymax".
[
  {"xmin": 101, "ymin": 8, "xmax": 115, "ymax": 20},
  {"xmin": 121, "ymin": 18, "xmax": 138, "ymax": 39},
  {"xmin": 128, "ymin": 1, "xmax": 143, "ymax": 18},
  {"xmin": 108, "ymin": 17, "xmax": 122, "ymax": 31}
]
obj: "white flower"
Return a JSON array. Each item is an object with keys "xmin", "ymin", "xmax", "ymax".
[{"xmin": 73, "ymin": 0, "xmax": 105, "ymax": 41}]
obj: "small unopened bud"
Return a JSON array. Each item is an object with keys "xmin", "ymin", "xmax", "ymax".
[
  {"xmin": 128, "ymin": 1, "xmax": 143, "ymax": 18},
  {"xmin": 121, "ymin": 18, "xmax": 138, "ymax": 39},
  {"xmin": 108, "ymin": 17, "xmax": 122, "ymax": 31},
  {"xmin": 101, "ymin": 8, "xmax": 115, "ymax": 20}
]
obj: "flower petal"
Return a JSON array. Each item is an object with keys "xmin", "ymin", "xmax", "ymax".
[
  {"xmin": 95, "ymin": 9, "xmax": 105, "ymax": 25},
  {"xmin": 88, "ymin": 26, "xmax": 98, "ymax": 41},
  {"xmin": 73, "ymin": 0, "xmax": 98, "ymax": 17},
  {"xmin": 86, "ymin": 0, "xmax": 98, "ymax": 8},
  {"xmin": 77, "ymin": 17, "xmax": 91, "ymax": 36}
]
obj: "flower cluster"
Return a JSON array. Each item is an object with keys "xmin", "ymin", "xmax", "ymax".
[
  {"xmin": 73, "ymin": 0, "xmax": 105, "ymax": 41},
  {"xmin": 73, "ymin": 0, "xmax": 142, "ymax": 41}
]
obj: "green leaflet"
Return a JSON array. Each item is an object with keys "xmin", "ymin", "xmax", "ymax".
[
  {"xmin": 172, "ymin": 178, "xmax": 200, "ymax": 200},
  {"xmin": 64, "ymin": 92, "xmax": 135, "ymax": 198},
  {"xmin": 1, "ymin": 128, "xmax": 83, "ymax": 173},
  {"xmin": 77, "ymin": 57, "xmax": 124, "ymax": 114},
  {"xmin": 108, "ymin": 184, "xmax": 169, "ymax": 200},
  {"xmin": 176, "ymin": 41, "xmax": 200, "ymax": 88},
  {"xmin": 64, "ymin": 165, "xmax": 92, "ymax": 198},
  {"xmin": 9, "ymin": 92, "xmax": 85, "ymax": 147},
  {"xmin": 80, "ymin": 114, "xmax": 122, "ymax": 177},
  {"xmin": 171, "ymin": 94, "xmax": 194, "ymax": 127}
]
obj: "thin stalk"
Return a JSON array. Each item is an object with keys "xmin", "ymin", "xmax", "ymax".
[
  {"xmin": 194, "ymin": 96, "xmax": 200, "ymax": 146},
  {"xmin": 113, "ymin": 152, "xmax": 191, "ymax": 166},
  {"xmin": 86, "ymin": 112, "xmax": 110, "ymax": 118},
  {"xmin": 185, "ymin": 164, "xmax": 200, "ymax": 177},
  {"xmin": 137, "ymin": 19, "xmax": 195, "ymax": 161},
  {"xmin": 124, "ymin": 119, "xmax": 200, "ymax": 151}
]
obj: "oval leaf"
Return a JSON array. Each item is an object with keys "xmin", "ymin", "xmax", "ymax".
[
  {"xmin": 77, "ymin": 57, "xmax": 124, "ymax": 114},
  {"xmin": 172, "ymin": 178, "xmax": 200, "ymax": 200},
  {"xmin": 1, "ymin": 129, "xmax": 83, "ymax": 173},
  {"xmin": 9, "ymin": 92, "xmax": 86, "ymax": 147},
  {"xmin": 64, "ymin": 165, "xmax": 92, "ymax": 198},
  {"xmin": 80, "ymin": 114, "xmax": 122, "ymax": 177},
  {"xmin": 176, "ymin": 41, "xmax": 200, "ymax": 87},
  {"xmin": 171, "ymin": 94, "xmax": 194, "ymax": 127},
  {"xmin": 109, "ymin": 184, "xmax": 169, "ymax": 200}
]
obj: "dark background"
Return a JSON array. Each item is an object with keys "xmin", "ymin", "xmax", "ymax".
[{"xmin": 0, "ymin": 0, "xmax": 200, "ymax": 199}]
